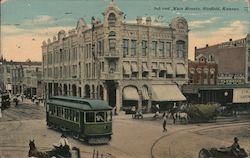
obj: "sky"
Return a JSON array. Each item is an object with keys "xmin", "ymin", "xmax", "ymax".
[{"xmin": 0, "ymin": 0, "xmax": 249, "ymax": 61}]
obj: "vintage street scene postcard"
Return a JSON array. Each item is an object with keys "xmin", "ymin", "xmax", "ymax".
[{"xmin": 0, "ymin": 0, "xmax": 250, "ymax": 157}]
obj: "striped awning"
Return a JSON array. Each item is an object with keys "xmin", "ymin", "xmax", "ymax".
[
  {"xmin": 123, "ymin": 86, "xmax": 139, "ymax": 101},
  {"xmin": 152, "ymin": 63, "xmax": 158, "ymax": 70},
  {"xmin": 152, "ymin": 84, "xmax": 186, "ymax": 101},
  {"xmin": 166, "ymin": 64, "xmax": 173, "ymax": 74},
  {"xmin": 142, "ymin": 63, "xmax": 149, "ymax": 72},
  {"xmin": 131, "ymin": 62, "xmax": 138, "ymax": 72},
  {"xmin": 159, "ymin": 63, "xmax": 166, "ymax": 71},
  {"xmin": 176, "ymin": 64, "xmax": 187, "ymax": 75},
  {"xmin": 123, "ymin": 62, "xmax": 131, "ymax": 75},
  {"xmin": 142, "ymin": 87, "xmax": 149, "ymax": 100}
]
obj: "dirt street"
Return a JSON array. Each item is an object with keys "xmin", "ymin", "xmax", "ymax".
[{"xmin": 0, "ymin": 100, "xmax": 249, "ymax": 158}]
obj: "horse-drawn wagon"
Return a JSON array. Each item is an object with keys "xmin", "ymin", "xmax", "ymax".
[{"xmin": 199, "ymin": 147, "xmax": 248, "ymax": 158}]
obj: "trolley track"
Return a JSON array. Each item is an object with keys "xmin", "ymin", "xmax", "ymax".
[{"xmin": 150, "ymin": 121, "xmax": 250, "ymax": 158}]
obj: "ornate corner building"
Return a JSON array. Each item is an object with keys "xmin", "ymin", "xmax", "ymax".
[{"xmin": 42, "ymin": 1, "xmax": 188, "ymax": 111}]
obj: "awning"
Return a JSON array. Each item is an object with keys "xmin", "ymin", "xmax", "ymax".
[
  {"xmin": 142, "ymin": 87, "xmax": 149, "ymax": 100},
  {"xmin": 233, "ymin": 88, "xmax": 250, "ymax": 103},
  {"xmin": 123, "ymin": 62, "xmax": 131, "ymax": 75},
  {"xmin": 152, "ymin": 63, "xmax": 158, "ymax": 70},
  {"xmin": 166, "ymin": 64, "xmax": 173, "ymax": 75},
  {"xmin": 152, "ymin": 84, "xmax": 186, "ymax": 101},
  {"xmin": 176, "ymin": 64, "xmax": 187, "ymax": 75},
  {"xmin": 123, "ymin": 86, "xmax": 139, "ymax": 101},
  {"xmin": 142, "ymin": 63, "xmax": 149, "ymax": 72},
  {"xmin": 131, "ymin": 62, "xmax": 138, "ymax": 72},
  {"xmin": 159, "ymin": 63, "xmax": 166, "ymax": 71}
]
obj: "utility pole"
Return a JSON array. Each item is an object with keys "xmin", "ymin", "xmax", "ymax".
[{"xmin": 91, "ymin": 17, "xmax": 100, "ymax": 99}]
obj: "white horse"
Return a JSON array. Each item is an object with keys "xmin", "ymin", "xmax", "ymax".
[{"xmin": 176, "ymin": 112, "xmax": 189, "ymax": 124}]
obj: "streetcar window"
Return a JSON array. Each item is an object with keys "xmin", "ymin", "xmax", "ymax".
[
  {"xmin": 62, "ymin": 108, "xmax": 65, "ymax": 118},
  {"xmin": 86, "ymin": 112, "xmax": 95, "ymax": 122},
  {"xmin": 96, "ymin": 112, "xmax": 105, "ymax": 122},
  {"xmin": 106, "ymin": 111, "xmax": 112, "ymax": 122}
]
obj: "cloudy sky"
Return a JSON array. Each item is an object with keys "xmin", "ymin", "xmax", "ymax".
[{"xmin": 1, "ymin": 0, "xmax": 249, "ymax": 61}]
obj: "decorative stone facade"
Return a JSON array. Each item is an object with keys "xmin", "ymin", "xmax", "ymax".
[{"xmin": 42, "ymin": 1, "xmax": 189, "ymax": 111}]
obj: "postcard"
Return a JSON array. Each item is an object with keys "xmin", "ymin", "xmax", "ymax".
[{"xmin": 0, "ymin": 0, "xmax": 249, "ymax": 158}]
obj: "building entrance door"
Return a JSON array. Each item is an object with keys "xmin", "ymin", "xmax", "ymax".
[{"xmin": 106, "ymin": 80, "xmax": 116, "ymax": 108}]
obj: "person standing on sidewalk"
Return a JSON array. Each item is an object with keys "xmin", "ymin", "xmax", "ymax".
[{"xmin": 162, "ymin": 112, "xmax": 167, "ymax": 132}]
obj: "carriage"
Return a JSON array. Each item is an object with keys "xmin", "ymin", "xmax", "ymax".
[
  {"xmin": 199, "ymin": 148, "xmax": 248, "ymax": 158},
  {"xmin": 46, "ymin": 96, "xmax": 113, "ymax": 144}
]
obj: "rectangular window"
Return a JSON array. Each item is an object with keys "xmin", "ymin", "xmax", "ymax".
[
  {"xmin": 159, "ymin": 42, "xmax": 164, "ymax": 57},
  {"xmin": 109, "ymin": 39, "xmax": 116, "ymax": 52},
  {"xmin": 123, "ymin": 39, "xmax": 129, "ymax": 57},
  {"xmin": 131, "ymin": 40, "xmax": 136, "ymax": 56},
  {"xmin": 86, "ymin": 44, "xmax": 88, "ymax": 58},
  {"xmin": 101, "ymin": 62, "xmax": 104, "ymax": 72},
  {"xmin": 98, "ymin": 41, "xmax": 102, "ymax": 56},
  {"xmin": 96, "ymin": 112, "xmax": 105, "ymax": 122},
  {"xmin": 152, "ymin": 41, "xmax": 157, "ymax": 57},
  {"xmin": 166, "ymin": 42, "xmax": 171, "ymax": 57},
  {"xmin": 142, "ymin": 40, "xmax": 147, "ymax": 56},
  {"xmin": 86, "ymin": 112, "xmax": 95, "ymax": 122}
]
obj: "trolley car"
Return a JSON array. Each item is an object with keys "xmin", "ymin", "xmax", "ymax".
[{"xmin": 46, "ymin": 96, "xmax": 113, "ymax": 144}]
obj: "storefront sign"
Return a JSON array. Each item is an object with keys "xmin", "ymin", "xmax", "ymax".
[{"xmin": 233, "ymin": 88, "xmax": 250, "ymax": 103}]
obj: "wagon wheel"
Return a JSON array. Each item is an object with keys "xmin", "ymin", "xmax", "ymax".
[{"xmin": 199, "ymin": 148, "xmax": 212, "ymax": 158}]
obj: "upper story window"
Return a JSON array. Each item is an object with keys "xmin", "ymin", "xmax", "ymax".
[
  {"xmin": 123, "ymin": 39, "xmax": 129, "ymax": 57},
  {"xmin": 131, "ymin": 40, "xmax": 136, "ymax": 56},
  {"xmin": 166, "ymin": 42, "xmax": 171, "ymax": 57},
  {"xmin": 109, "ymin": 31, "xmax": 116, "ymax": 53},
  {"xmin": 142, "ymin": 40, "xmax": 147, "ymax": 56},
  {"xmin": 108, "ymin": 13, "xmax": 116, "ymax": 26},
  {"xmin": 176, "ymin": 40, "xmax": 185, "ymax": 58},
  {"xmin": 152, "ymin": 41, "xmax": 157, "ymax": 57},
  {"xmin": 159, "ymin": 42, "xmax": 164, "ymax": 57}
]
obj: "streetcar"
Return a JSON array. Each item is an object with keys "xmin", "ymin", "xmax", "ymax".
[
  {"xmin": 0, "ymin": 91, "xmax": 10, "ymax": 109},
  {"xmin": 46, "ymin": 96, "xmax": 113, "ymax": 144}
]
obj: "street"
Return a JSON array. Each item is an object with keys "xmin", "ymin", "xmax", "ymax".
[{"xmin": 0, "ymin": 100, "xmax": 249, "ymax": 158}]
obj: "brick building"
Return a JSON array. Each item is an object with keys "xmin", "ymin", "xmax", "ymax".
[
  {"xmin": 195, "ymin": 34, "xmax": 250, "ymax": 84},
  {"xmin": 188, "ymin": 54, "xmax": 218, "ymax": 85},
  {"xmin": 42, "ymin": 1, "xmax": 188, "ymax": 112}
]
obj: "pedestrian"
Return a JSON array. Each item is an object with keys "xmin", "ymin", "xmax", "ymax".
[
  {"xmin": 153, "ymin": 104, "xmax": 160, "ymax": 118},
  {"xmin": 162, "ymin": 112, "xmax": 167, "ymax": 132}
]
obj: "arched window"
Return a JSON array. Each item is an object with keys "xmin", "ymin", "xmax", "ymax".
[
  {"xmin": 176, "ymin": 40, "xmax": 185, "ymax": 58},
  {"xmin": 108, "ymin": 13, "xmax": 116, "ymax": 26}
]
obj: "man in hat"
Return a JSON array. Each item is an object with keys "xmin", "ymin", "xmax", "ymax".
[{"xmin": 54, "ymin": 133, "xmax": 72, "ymax": 156}]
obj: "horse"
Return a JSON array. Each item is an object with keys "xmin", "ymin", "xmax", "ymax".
[
  {"xmin": 28, "ymin": 140, "xmax": 52, "ymax": 158},
  {"xmin": 28, "ymin": 140, "xmax": 81, "ymax": 158},
  {"xmin": 176, "ymin": 112, "xmax": 189, "ymax": 124}
]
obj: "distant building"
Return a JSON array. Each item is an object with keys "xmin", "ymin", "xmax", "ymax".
[
  {"xmin": 11, "ymin": 60, "xmax": 43, "ymax": 98},
  {"xmin": 0, "ymin": 59, "xmax": 43, "ymax": 98},
  {"xmin": 42, "ymin": 0, "xmax": 189, "ymax": 112},
  {"xmin": 195, "ymin": 34, "xmax": 250, "ymax": 84},
  {"xmin": 188, "ymin": 54, "xmax": 218, "ymax": 85},
  {"xmin": 183, "ymin": 35, "xmax": 250, "ymax": 105}
]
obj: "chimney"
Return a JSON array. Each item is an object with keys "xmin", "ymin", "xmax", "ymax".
[
  {"xmin": 146, "ymin": 17, "xmax": 151, "ymax": 25},
  {"xmin": 136, "ymin": 16, "xmax": 142, "ymax": 25}
]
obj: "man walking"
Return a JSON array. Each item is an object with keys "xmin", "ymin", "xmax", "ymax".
[{"xmin": 162, "ymin": 112, "xmax": 167, "ymax": 132}]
